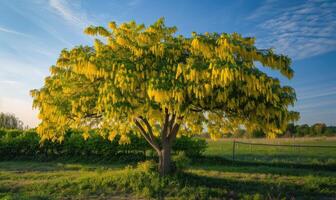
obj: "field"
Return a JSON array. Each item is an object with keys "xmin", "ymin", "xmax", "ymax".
[
  {"xmin": 206, "ymin": 137, "xmax": 336, "ymax": 164},
  {"xmin": 0, "ymin": 137, "xmax": 335, "ymax": 199}
]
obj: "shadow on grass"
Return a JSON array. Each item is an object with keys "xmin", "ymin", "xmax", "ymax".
[
  {"xmin": 194, "ymin": 156, "xmax": 336, "ymax": 171},
  {"xmin": 0, "ymin": 159, "xmax": 335, "ymax": 199},
  {"xmin": 0, "ymin": 160, "xmax": 128, "ymax": 172},
  {"xmin": 175, "ymin": 171, "xmax": 334, "ymax": 199}
]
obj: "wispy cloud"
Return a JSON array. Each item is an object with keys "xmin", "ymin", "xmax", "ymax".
[
  {"xmin": 247, "ymin": 0, "xmax": 279, "ymax": 20},
  {"xmin": 295, "ymin": 99, "xmax": 336, "ymax": 110},
  {"xmin": 2, "ymin": 1, "xmax": 74, "ymax": 47},
  {"xmin": 48, "ymin": 0, "xmax": 92, "ymax": 27},
  {"xmin": 0, "ymin": 26, "xmax": 30, "ymax": 37},
  {"xmin": 299, "ymin": 90, "xmax": 336, "ymax": 100},
  {"xmin": 248, "ymin": 0, "xmax": 336, "ymax": 59},
  {"xmin": 0, "ymin": 80, "xmax": 22, "ymax": 86},
  {"xmin": 297, "ymin": 85, "xmax": 336, "ymax": 100}
]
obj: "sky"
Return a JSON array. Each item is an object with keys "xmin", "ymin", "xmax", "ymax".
[{"xmin": 0, "ymin": 0, "xmax": 335, "ymax": 127}]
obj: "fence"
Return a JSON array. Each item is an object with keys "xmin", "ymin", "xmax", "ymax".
[{"xmin": 231, "ymin": 140, "xmax": 336, "ymax": 165}]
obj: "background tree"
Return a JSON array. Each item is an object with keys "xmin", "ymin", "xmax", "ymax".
[
  {"xmin": 312, "ymin": 123, "xmax": 327, "ymax": 136},
  {"xmin": 295, "ymin": 124, "xmax": 310, "ymax": 136},
  {"xmin": 0, "ymin": 112, "xmax": 24, "ymax": 130},
  {"xmin": 284, "ymin": 123, "xmax": 296, "ymax": 137},
  {"xmin": 31, "ymin": 18, "xmax": 299, "ymax": 175}
]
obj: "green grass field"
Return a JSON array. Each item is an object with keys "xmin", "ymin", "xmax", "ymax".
[
  {"xmin": 0, "ymin": 137, "xmax": 335, "ymax": 199},
  {"xmin": 205, "ymin": 137, "xmax": 336, "ymax": 164}
]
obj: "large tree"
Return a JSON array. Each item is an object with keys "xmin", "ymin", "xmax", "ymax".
[{"xmin": 31, "ymin": 18, "xmax": 299, "ymax": 175}]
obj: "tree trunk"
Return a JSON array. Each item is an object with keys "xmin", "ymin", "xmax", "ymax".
[
  {"xmin": 134, "ymin": 113, "xmax": 181, "ymax": 176},
  {"xmin": 158, "ymin": 142, "xmax": 172, "ymax": 176}
]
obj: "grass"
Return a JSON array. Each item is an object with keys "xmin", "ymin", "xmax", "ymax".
[
  {"xmin": 205, "ymin": 136, "xmax": 336, "ymax": 164},
  {"xmin": 0, "ymin": 137, "xmax": 336, "ymax": 199},
  {"xmin": 0, "ymin": 161, "xmax": 129, "ymax": 199}
]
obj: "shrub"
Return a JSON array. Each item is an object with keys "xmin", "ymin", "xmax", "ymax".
[
  {"xmin": 172, "ymin": 151, "xmax": 191, "ymax": 171},
  {"xmin": 173, "ymin": 135, "xmax": 207, "ymax": 157},
  {"xmin": 0, "ymin": 129, "xmax": 206, "ymax": 162},
  {"xmin": 136, "ymin": 160, "xmax": 157, "ymax": 172}
]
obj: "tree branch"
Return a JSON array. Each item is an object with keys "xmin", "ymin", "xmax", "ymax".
[
  {"xmin": 138, "ymin": 116, "xmax": 157, "ymax": 145},
  {"xmin": 83, "ymin": 113, "xmax": 103, "ymax": 119},
  {"xmin": 168, "ymin": 113, "xmax": 176, "ymax": 134},
  {"xmin": 168, "ymin": 123, "xmax": 180, "ymax": 142},
  {"xmin": 134, "ymin": 119, "xmax": 160, "ymax": 152},
  {"xmin": 161, "ymin": 109, "xmax": 170, "ymax": 140},
  {"xmin": 167, "ymin": 116, "xmax": 183, "ymax": 142}
]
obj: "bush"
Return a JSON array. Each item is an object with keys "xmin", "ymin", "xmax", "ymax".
[
  {"xmin": 136, "ymin": 160, "xmax": 157, "ymax": 172},
  {"xmin": 172, "ymin": 151, "xmax": 191, "ymax": 171},
  {"xmin": 0, "ymin": 129, "xmax": 207, "ymax": 162},
  {"xmin": 173, "ymin": 135, "xmax": 207, "ymax": 157}
]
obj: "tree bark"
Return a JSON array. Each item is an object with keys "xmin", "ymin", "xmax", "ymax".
[{"xmin": 158, "ymin": 138, "xmax": 172, "ymax": 176}]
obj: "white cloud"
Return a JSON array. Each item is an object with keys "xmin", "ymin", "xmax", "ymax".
[
  {"xmin": 0, "ymin": 26, "xmax": 30, "ymax": 37},
  {"xmin": 2, "ymin": 1, "xmax": 74, "ymax": 47},
  {"xmin": 297, "ymin": 85, "xmax": 336, "ymax": 100},
  {"xmin": 248, "ymin": 0, "xmax": 336, "ymax": 59},
  {"xmin": 48, "ymin": 0, "xmax": 91, "ymax": 27},
  {"xmin": 0, "ymin": 80, "xmax": 21, "ymax": 85},
  {"xmin": 295, "ymin": 99, "xmax": 336, "ymax": 110},
  {"xmin": 247, "ymin": 0, "xmax": 279, "ymax": 20}
]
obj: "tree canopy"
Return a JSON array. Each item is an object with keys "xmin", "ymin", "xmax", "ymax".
[{"xmin": 31, "ymin": 18, "xmax": 299, "ymax": 174}]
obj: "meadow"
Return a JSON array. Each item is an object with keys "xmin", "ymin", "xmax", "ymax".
[
  {"xmin": 0, "ymin": 137, "xmax": 335, "ymax": 199},
  {"xmin": 206, "ymin": 137, "xmax": 336, "ymax": 165}
]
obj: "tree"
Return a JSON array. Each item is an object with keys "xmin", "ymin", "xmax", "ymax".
[
  {"xmin": 284, "ymin": 123, "xmax": 296, "ymax": 137},
  {"xmin": 312, "ymin": 123, "xmax": 326, "ymax": 135},
  {"xmin": 295, "ymin": 124, "xmax": 310, "ymax": 136},
  {"xmin": 31, "ymin": 18, "xmax": 299, "ymax": 175},
  {"xmin": 0, "ymin": 112, "xmax": 24, "ymax": 130}
]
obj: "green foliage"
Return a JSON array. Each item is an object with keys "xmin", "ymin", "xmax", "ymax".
[
  {"xmin": 284, "ymin": 123, "xmax": 336, "ymax": 137},
  {"xmin": 136, "ymin": 160, "xmax": 157, "ymax": 172},
  {"xmin": 0, "ymin": 129, "xmax": 206, "ymax": 161},
  {"xmin": 94, "ymin": 164, "xmax": 230, "ymax": 199},
  {"xmin": 0, "ymin": 130, "xmax": 39, "ymax": 158},
  {"xmin": 248, "ymin": 129, "xmax": 266, "ymax": 138},
  {"xmin": 211, "ymin": 123, "xmax": 336, "ymax": 138},
  {"xmin": 173, "ymin": 135, "xmax": 207, "ymax": 157},
  {"xmin": 0, "ymin": 113, "xmax": 24, "ymax": 130},
  {"xmin": 172, "ymin": 151, "xmax": 191, "ymax": 170},
  {"xmin": 114, "ymin": 165, "xmax": 164, "ymax": 197}
]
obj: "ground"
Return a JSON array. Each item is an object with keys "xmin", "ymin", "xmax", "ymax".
[{"xmin": 0, "ymin": 137, "xmax": 335, "ymax": 199}]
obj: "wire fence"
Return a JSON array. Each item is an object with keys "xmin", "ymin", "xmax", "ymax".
[{"xmin": 231, "ymin": 140, "xmax": 336, "ymax": 165}]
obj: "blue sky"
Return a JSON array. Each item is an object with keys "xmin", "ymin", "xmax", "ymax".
[{"xmin": 0, "ymin": 0, "xmax": 335, "ymax": 127}]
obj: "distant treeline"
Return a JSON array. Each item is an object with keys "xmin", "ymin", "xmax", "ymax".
[
  {"xmin": 244, "ymin": 123, "xmax": 336, "ymax": 138},
  {"xmin": 209, "ymin": 123, "xmax": 336, "ymax": 138},
  {"xmin": 0, "ymin": 129, "xmax": 207, "ymax": 161},
  {"xmin": 0, "ymin": 112, "xmax": 25, "ymax": 130},
  {"xmin": 283, "ymin": 123, "xmax": 336, "ymax": 137}
]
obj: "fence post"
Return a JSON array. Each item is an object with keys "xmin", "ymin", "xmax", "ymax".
[{"xmin": 232, "ymin": 139, "xmax": 236, "ymax": 161}]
